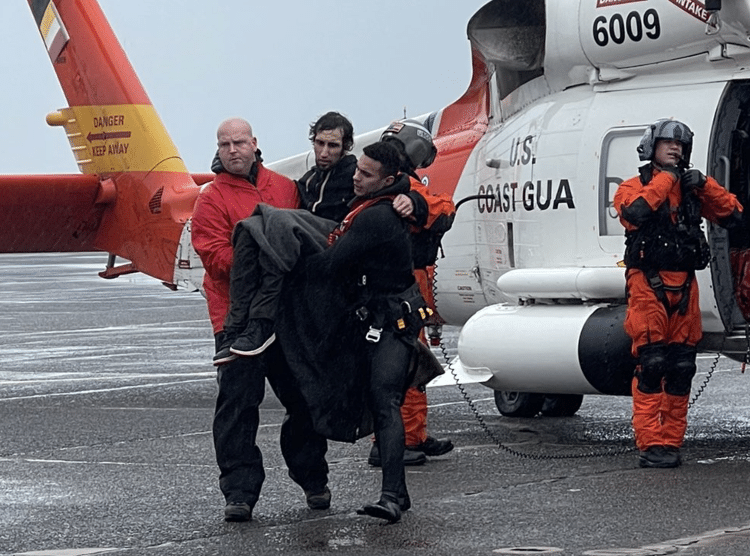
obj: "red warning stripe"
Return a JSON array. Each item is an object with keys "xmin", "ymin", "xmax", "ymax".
[{"xmin": 666, "ymin": 0, "xmax": 711, "ymax": 23}]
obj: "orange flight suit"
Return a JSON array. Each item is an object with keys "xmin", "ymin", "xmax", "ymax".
[
  {"xmin": 615, "ymin": 166, "xmax": 742, "ymax": 451},
  {"xmin": 401, "ymin": 180, "xmax": 454, "ymax": 447},
  {"xmin": 401, "ymin": 268, "xmax": 434, "ymax": 446}
]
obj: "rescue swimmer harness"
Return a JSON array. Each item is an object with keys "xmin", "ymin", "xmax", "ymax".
[
  {"xmin": 623, "ymin": 168, "xmax": 711, "ymax": 315},
  {"xmin": 328, "ymin": 195, "xmax": 433, "ymax": 343},
  {"xmin": 354, "ymin": 281, "xmax": 433, "ymax": 343}
]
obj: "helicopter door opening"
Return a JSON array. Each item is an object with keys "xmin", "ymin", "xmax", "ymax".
[{"xmin": 708, "ymin": 80, "xmax": 750, "ymax": 334}]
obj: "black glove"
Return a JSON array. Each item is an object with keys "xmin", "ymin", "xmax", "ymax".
[
  {"xmin": 660, "ymin": 166, "xmax": 683, "ymax": 180},
  {"xmin": 681, "ymin": 169, "xmax": 706, "ymax": 190}
]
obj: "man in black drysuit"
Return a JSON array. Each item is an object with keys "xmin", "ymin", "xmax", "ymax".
[{"xmin": 284, "ymin": 141, "xmax": 426, "ymax": 522}]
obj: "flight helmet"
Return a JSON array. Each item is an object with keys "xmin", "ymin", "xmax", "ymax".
[
  {"xmin": 637, "ymin": 119, "xmax": 693, "ymax": 168},
  {"xmin": 380, "ymin": 119, "xmax": 438, "ymax": 171}
]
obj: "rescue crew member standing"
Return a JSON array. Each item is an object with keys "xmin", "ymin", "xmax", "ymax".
[
  {"xmin": 614, "ymin": 119, "xmax": 743, "ymax": 468},
  {"xmin": 192, "ymin": 118, "xmax": 330, "ymax": 522}
]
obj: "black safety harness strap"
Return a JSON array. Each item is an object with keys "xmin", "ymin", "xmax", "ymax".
[{"xmin": 643, "ymin": 268, "xmax": 693, "ymax": 316}]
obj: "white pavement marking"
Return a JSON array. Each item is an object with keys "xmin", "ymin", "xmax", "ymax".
[{"xmin": 0, "ymin": 378, "xmax": 214, "ymax": 402}]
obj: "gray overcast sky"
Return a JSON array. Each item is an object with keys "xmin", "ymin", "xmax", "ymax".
[{"xmin": 0, "ymin": 1, "xmax": 488, "ymax": 174}]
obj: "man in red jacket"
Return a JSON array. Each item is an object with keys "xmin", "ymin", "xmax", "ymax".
[{"xmin": 192, "ymin": 118, "xmax": 330, "ymax": 522}]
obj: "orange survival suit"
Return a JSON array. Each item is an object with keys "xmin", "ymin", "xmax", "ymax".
[{"xmin": 614, "ymin": 165, "xmax": 742, "ymax": 452}]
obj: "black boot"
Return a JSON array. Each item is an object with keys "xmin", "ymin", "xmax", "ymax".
[
  {"xmin": 367, "ymin": 441, "xmax": 426, "ymax": 467},
  {"xmin": 357, "ymin": 492, "xmax": 402, "ymax": 523},
  {"xmin": 638, "ymin": 445, "xmax": 681, "ymax": 468},
  {"xmin": 410, "ymin": 436, "xmax": 454, "ymax": 456}
]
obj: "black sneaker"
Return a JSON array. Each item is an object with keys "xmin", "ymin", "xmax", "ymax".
[
  {"xmin": 367, "ymin": 442, "xmax": 426, "ymax": 467},
  {"xmin": 213, "ymin": 346, "xmax": 238, "ymax": 366},
  {"xmin": 230, "ymin": 319, "xmax": 276, "ymax": 356},
  {"xmin": 411, "ymin": 436, "xmax": 454, "ymax": 457},
  {"xmin": 638, "ymin": 445, "xmax": 681, "ymax": 468},
  {"xmin": 224, "ymin": 501, "xmax": 252, "ymax": 522},
  {"xmin": 305, "ymin": 486, "xmax": 331, "ymax": 510}
]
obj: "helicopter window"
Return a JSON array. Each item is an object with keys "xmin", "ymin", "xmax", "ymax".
[
  {"xmin": 598, "ymin": 128, "xmax": 645, "ymax": 237},
  {"xmin": 468, "ymin": 0, "xmax": 545, "ymax": 99}
]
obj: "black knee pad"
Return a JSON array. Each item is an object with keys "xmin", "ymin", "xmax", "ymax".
[
  {"xmin": 664, "ymin": 344, "xmax": 697, "ymax": 396},
  {"xmin": 636, "ymin": 343, "xmax": 668, "ymax": 394}
]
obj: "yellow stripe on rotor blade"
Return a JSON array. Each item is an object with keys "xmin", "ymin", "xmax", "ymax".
[
  {"xmin": 38, "ymin": 3, "xmax": 69, "ymax": 62},
  {"xmin": 39, "ymin": 2, "xmax": 59, "ymax": 41},
  {"xmin": 49, "ymin": 105, "xmax": 188, "ymax": 175}
]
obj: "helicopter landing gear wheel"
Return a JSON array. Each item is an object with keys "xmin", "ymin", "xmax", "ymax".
[
  {"xmin": 493, "ymin": 391, "xmax": 545, "ymax": 417},
  {"xmin": 540, "ymin": 394, "xmax": 584, "ymax": 417}
]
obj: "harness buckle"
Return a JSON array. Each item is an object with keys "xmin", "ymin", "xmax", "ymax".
[
  {"xmin": 647, "ymin": 274, "xmax": 664, "ymax": 291},
  {"xmin": 355, "ymin": 306, "xmax": 369, "ymax": 321},
  {"xmin": 365, "ymin": 327, "xmax": 382, "ymax": 343}
]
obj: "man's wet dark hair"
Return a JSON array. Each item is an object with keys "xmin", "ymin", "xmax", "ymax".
[
  {"xmin": 362, "ymin": 141, "xmax": 401, "ymax": 179},
  {"xmin": 309, "ymin": 111, "xmax": 354, "ymax": 152}
]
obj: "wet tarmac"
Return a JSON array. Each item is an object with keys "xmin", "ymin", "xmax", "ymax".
[{"xmin": 2, "ymin": 253, "xmax": 750, "ymax": 556}]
